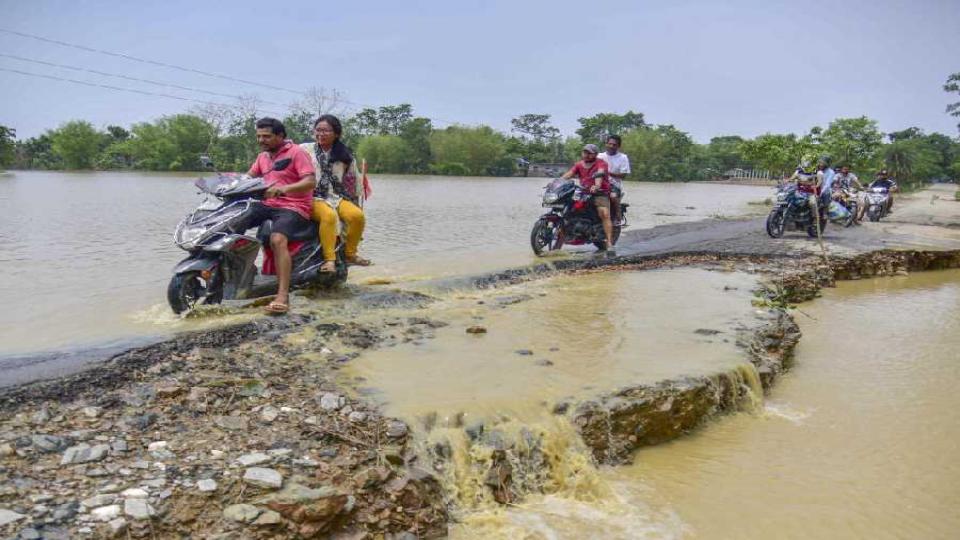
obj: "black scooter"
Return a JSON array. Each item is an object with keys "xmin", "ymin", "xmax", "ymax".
[{"xmin": 167, "ymin": 159, "xmax": 346, "ymax": 314}]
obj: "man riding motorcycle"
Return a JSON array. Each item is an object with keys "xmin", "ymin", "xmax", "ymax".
[
  {"xmin": 870, "ymin": 169, "xmax": 898, "ymax": 214},
  {"xmin": 561, "ymin": 144, "xmax": 614, "ymax": 251},
  {"xmin": 833, "ymin": 165, "xmax": 865, "ymax": 223}
]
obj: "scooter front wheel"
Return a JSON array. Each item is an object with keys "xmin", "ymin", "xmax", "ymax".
[{"xmin": 167, "ymin": 271, "xmax": 221, "ymax": 314}]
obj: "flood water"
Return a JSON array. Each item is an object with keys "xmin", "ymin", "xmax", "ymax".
[
  {"xmin": 0, "ymin": 171, "xmax": 769, "ymax": 358},
  {"xmin": 451, "ymin": 269, "xmax": 960, "ymax": 539}
]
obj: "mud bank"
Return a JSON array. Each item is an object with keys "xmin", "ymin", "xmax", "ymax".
[{"xmin": 2, "ymin": 241, "xmax": 959, "ymax": 537}]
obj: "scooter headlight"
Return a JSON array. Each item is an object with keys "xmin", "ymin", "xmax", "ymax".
[
  {"xmin": 543, "ymin": 191, "xmax": 559, "ymax": 204},
  {"xmin": 176, "ymin": 225, "xmax": 207, "ymax": 249}
]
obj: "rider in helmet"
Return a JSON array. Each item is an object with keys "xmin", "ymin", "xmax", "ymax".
[{"xmin": 870, "ymin": 169, "xmax": 898, "ymax": 213}]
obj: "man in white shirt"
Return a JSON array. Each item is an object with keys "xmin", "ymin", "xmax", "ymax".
[{"xmin": 598, "ymin": 134, "xmax": 630, "ymax": 227}]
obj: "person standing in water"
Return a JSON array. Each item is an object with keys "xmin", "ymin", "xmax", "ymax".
[{"xmin": 300, "ymin": 115, "xmax": 371, "ymax": 272}]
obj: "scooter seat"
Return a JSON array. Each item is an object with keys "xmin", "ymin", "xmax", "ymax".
[{"xmin": 256, "ymin": 219, "xmax": 319, "ymax": 244}]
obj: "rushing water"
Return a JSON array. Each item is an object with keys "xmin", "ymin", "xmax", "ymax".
[
  {"xmin": 451, "ymin": 269, "xmax": 960, "ymax": 539},
  {"xmin": 0, "ymin": 171, "xmax": 769, "ymax": 358}
]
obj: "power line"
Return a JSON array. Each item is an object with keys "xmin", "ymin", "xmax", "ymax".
[
  {"xmin": 0, "ymin": 52, "xmax": 289, "ymax": 107},
  {"xmin": 0, "ymin": 66, "xmax": 287, "ymax": 117},
  {"xmin": 0, "ymin": 27, "xmax": 460, "ymax": 126}
]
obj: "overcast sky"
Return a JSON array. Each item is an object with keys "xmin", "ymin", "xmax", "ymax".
[{"xmin": 1, "ymin": 0, "xmax": 958, "ymax": 141}]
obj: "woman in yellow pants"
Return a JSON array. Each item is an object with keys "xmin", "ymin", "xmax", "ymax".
[{"xmin": 300, "ymin": 115, "xmax": 370, "ymax": 272}]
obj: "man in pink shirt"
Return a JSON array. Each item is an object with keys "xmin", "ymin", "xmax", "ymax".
[{"xmin": 239, "ymin": 118, "xmax": 316, "ymax": 314}]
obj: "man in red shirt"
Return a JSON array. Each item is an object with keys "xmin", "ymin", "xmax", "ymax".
[
  {"xmin": 562, "ymin": 144, "xmax": 615, "ymax": 250},
  {"xmin": 240, "ymin": 118, "xmax": 316, "ymax": 314}
]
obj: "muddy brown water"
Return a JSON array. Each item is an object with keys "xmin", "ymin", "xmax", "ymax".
[
  {"xmin": 447, "ymin": 269, "xmax": 960, "ymax": 539},
  {"xmin": 0, "ymin": 170, "xmax": 769, "ymax": 359}
]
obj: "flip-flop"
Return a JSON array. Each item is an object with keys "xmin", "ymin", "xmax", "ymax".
[
  {"xmin": 319, "ymin": 261, "xmax": 337, "ymax": 273},
  {"xmin": 265, "ymin": 301, "xmax": 289, "ymax": 315},
  {"xmin": 346, "ymin": 255, "xmax": 372, "ymax": 266}
]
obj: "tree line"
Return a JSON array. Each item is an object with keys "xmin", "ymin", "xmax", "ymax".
[{"xmin": 3, "ymin": 73, "xmax": 959, "ymax": 187}]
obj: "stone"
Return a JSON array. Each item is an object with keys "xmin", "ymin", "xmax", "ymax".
[
  {"xmin": 0, "ymin": 509, "xmax": 26, "ymax": 527},
  {"xmin": 108, "ymin": 517, "xmax": 128, "ymax": 536},
  {"xmin": 214, "ymin": 415, "xmax": 248, "ymax": 431},
  {"xmin": 0, "ymin": 443, "xmax": 14, "ymax": 457},
  {"xmin": 319, "ymin": 393, "xmax": 345, "ymax": 411},
  {"xmin": 30, "ymin": 406, "xmax": 52, "ymax": 425},
  {"xmin": 347, "ymin": 411, "xmax": 367, "ymax": 423},
  {"xmin": 252, "ymin": 509, "xmax": 282, "ymax": 526},
  {"xmin": 60, "ymin": 443, "xmax": 110, "ymax": 465},
  {"xmin": 111, "ymin": 440, "xmax": 128, "ymax": 453},
  {"xmin": 261, "ymin": 406, "xmax": 280, "ymax": 422},
  {"xmin": 80, "ymin": 493, "xmax": 117, "ymax": 508},
  {"xmin": 465, "ymin": 325, "xmax": 487, "ymax": 334},
  {"xmin": 535, "ymin": 359, "xmax": 555, "ymax": 367},
  {"xmin": 30, "ymin": 434, "xmax": 68, "ymax": 453},
  {"xmin": 514, "ymin": 349, "xmax": 534, "ymax": 356},
  {"xmin": 121, "ymin": 488, "xmax": 148, "ymax": 499},
  {"xmin": 86, "ymin": 467, "xmax": 109, "ymax": 477},
  {"xmin": 236, "ymin": 452, "xmax": 271, "ymax": 467},
  {"xmin": 386, "ymin": 420, "xmax": 408, "ymax": 439},
  {"xmin": 91, "ymin": 505, "xmax": 122, "ymax": 522},
  {"xmin": 268, "ymin": 448, "xmax": 292, "ymax": 458},
  {"xmin": 257, "ymin": 483, "xmax": 336, "ymax": 504},
  {"xmin": 244, "ymin": 467, "xmax": 283, "ymax": 489},
  {"xmin": 81, "ymin": 406, "xmax": 102, "ymax": 418},
  {"xmin": 51, "ymin": 501, "xmax": 79, "ymax": 522},
  {"xmin": 19, "ymin": 528, "xmax": 41, "ymax": 539},
  {"xmin": 197, "ymin": 479, "xmax": 217, "ymax": 492},
  {"xmin": 123, "ymin": 498, "xmax": 155, "ymax": 520},
  {"xmin": 123, "ymin": 413, "xmax": 158, "ymax": 431},
  {"xmin": 223, "ymin": 503, "xmax": 262, "ymax": 523},
  {"xmin": 156, "ymin": 383, "xmax": 184, "ymax": 398}
]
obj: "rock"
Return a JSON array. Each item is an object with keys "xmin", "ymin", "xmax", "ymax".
[
  {"xmin": 121, "ymin": 488, "xmax": 148, "ymax": 499},
  {"xmin": 156, "ymin": 383, "xmax": 184, "ymax": 398},
  {"xmin": 111, "ymin": 440, "xmax": 128, "ymax": 453},
  {"xmin": 348, "ymin": 411, "xmax": 367, "ymax": 423},
  {"xmin": 123, "ymin": 412, "xmax": 158, "ymax": 431},
  {"xmin": 30, "ymin": 406, "xmax": 52, "ymax": 425},
  {"xmin": 82, "ymin": 492, "xmax": 116, "ymax": 508},
  {"xmin": 261, "ymin": 405, "xmax": 280, "ymax": 422},
  {"xmin": 694, "ymin": 328, "xmax": 722, "ymax": 335},
  {"xmin": 30, "ymin": 434, "xmax": 68, "ymax": 453},
  {"xmin": 18, "ymin": 527, "xmax": 41, "ymax": 540},
  {"xmin": 237, "ymin": 452, "xmax": 271, "ymax": 466},
  {"xmin": 60, "ymin": 443, "xmax": 110, "ymax": 465},
  {"xmin": 514, "ymin": 349, "xmax": 533, "ymax": 356},
  {"xmin": 465, "ymin": 325, "xmax": 487, "ymax": 334},
  {"xmin": 51, "ymin": 501, "xmax": 79, "ymax": 522},
  {"xmin": 244, "ymin": 467, "xmax": 283, "ymax": 489},
  {"xmin": 91, "ymin": 505, "xmax": 122, "ymax": 522},
  {"xmin": 214, "ymin": 415, "xmax": 248, "ymax": 431},
  {"xmin": 0, "ymin": 443, "xmax": 14, "ymax": 457},
  {"xmin": 123, "ymin": 498, "xmax": 155, "ymax": 520},
  {"xmin": 197, "ymin": 479, "xmax": 217, "ymax": 492},
  {"xmin": 186, "ymin": 387, "xmax": 209, "ymax": 401},
  {"xmin": 319, "ymin": 393, "xmax": 345, "ymax": 411},
  {"xmin": 0, "ymin": 508, "xmax": 26, "ymax": 527},
  {"xmin": 535, "ymin": 359, "xmax": 555, "ymax": 367},
  {"xmin": 108, "ymin": 517, "xmax": 128, "ymax": 536},
  {"xmin": 386, "ymin": 420, "xmax": 408, "ymax": 439},
  {"xmin": 86, "ymin": 467, "xmax": 109, "ymax": 477},
  {"xmin": 148, "ymin": 441, "xmax": 174, "ymax": 459},
  {"xmin": 223, "ymin": 503, "xmax": 262, "ymax": 523},
  {"xmin": 81, "ymin": 406, "xmax": 102, "ymax": 418},
  {"xmin": 257, "ymin": 483, "xmax": 337, "ymax": 504},
  {"xmin": 252, "ymin": 509, "xmax": 282, "ymax": 526}
]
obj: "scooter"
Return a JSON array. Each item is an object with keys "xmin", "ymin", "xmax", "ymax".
[{"xmin": 167, "ymin": 159, "xmax": 346, "ymax": 314}]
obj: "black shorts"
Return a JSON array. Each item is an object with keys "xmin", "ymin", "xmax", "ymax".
[{"xmin": 234, "ymin": 203, "xmax": 312, "ymax": 239}]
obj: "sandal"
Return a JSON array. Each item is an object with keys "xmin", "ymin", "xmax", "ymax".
[
  {"xmin": 265, "ymin": 300, "xmax": 289, "ymax": 315},
  {"xmin": 346, "ymin": 255, "xmax": 372, "ymax": 266},
  {"xmin": 320, "ymin": 260, "xmax": 337, "ymax": 273}
]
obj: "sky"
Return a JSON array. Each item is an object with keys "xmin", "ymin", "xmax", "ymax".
[{"xmin": 1, "ymin": 0, "xmax": 958, "ymax": 142}]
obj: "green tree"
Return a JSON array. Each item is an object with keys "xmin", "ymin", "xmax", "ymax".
[
  {"xmin": 356, "ymin": 135, "xmax": 416, "ymax": 173},
  {"xmin": 739, "ymin": 133, "xmax": 815, "ymax": 177},
  {"xmin": 14, "ymin": 134, "xmax": 59, "ymax": 169},
  {"xmin": 698, "ymin": 135, "xmax": 750, "ymax": 177},
  {"xmin": 399, "ymin": 117, "xmax": 434, "ymax": 173},
  {"xmin": 0, "ymin": 125, "xmax": 15, "ymax": 168},
  {"xmin": 944, "ymin": 72, "xmax": 960, "ymax": 133},
  {"xmin": 50, "ymin": 120, "xmax": 101, "ymax": 169},
  {"xmin": 621, "ymin": 125, "xmax": 697, "ymax": 181},
  {"xmin": 511, "ymin": 114, "xmax": 560, "ymax": 143},
  {"xmin": 119, "ymin": 115, "xmax": 216, "ymax": 171},
  {"xmin": 575, "ymin": 111, "xmax": 646, "ymax": 143},
  {"xmin": 429, "ymin": 125, "xmax": 511, "ymax": 176},
  {"xmin": 818, "ymin": 116, "xmax": 883, "ymax": 170},
  {"xmin": 883, "ymin": 139, "xmax": 940, "ymax": 186}
]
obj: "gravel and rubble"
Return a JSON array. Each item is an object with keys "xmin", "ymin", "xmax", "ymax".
[{"xmin": 0, "ymin": 316, "xmax": 450, "ymax": 539}]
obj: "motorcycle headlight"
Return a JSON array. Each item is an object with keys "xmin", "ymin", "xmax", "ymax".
[
  {"xmin": 543, "ymin": 192, "xmax": 559, "ymax": 204},
  {"xmin": 776, "ymin": 192, "xmax": 787, "ymax": 201},
  {"xmin": 176, "ymin": 225, "xmax": 208, "ymax": 249}
]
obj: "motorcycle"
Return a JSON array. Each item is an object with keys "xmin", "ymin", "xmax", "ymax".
[
  {"xmin": 530, "ymin": 177, "xmax": 628, "ymax": 255},
  {"xmin": 831, "ymin": 189, "xmax": 860, "ymax": 227},
  {"xmin": 167, "ymin": 162, "xmax": 346, "ymax": 314},
  {"xmin": 865, "ymin": 186, "xmax": 891, "ymax": 222},
  {"xmin": 766, "ymin": 183, "xmax": 828, "ymax": 239}
]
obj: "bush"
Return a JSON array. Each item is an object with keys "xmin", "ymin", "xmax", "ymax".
[{"xmin": 430, "ymin": 162, "xmax": 471, "ymax": 176}]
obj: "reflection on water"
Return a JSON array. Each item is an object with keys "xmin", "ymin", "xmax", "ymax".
[
  {"xmin": 0, "ymin": 171, "xmax": 769, "ymax": 357},
  {"xmin": 344, "ymin": 268, "xmax": 761, "ymax": 423},
  {"xmin": 459, "ymin": 270, "xmax": 960, "ymax": 539}
]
